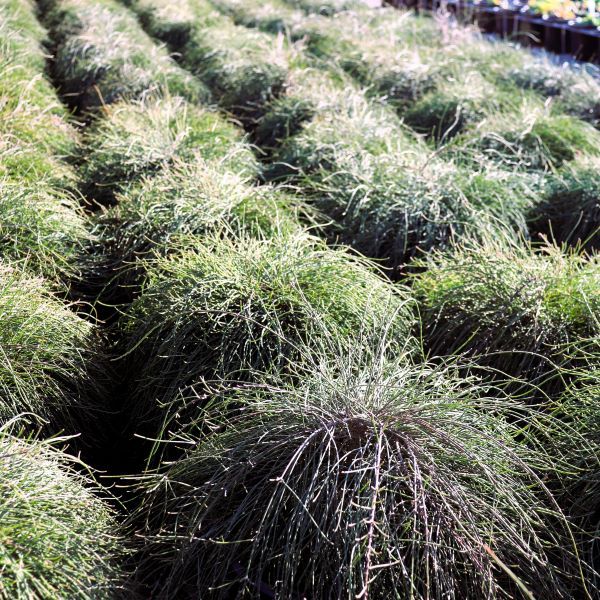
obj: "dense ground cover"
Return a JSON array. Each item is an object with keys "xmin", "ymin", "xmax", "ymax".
[{"xmin": 0, "ymin": 0, "xmax": 599, "ymax": 597}]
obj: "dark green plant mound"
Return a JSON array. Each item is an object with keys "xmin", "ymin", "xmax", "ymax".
[
  {"xmin": 90, "ymin": 156, "xmax": 305, "ymax": 306},
  {"xmin": 504, "ymin": 60, "xmax": 600, "ymax": 128},
  {"xmin": 80, "ymin": 96, "xmax": 258, "ymax": 204},
  {"xmin": 0, "ymin": 0, "xmax": 80, "ymax": 187},
  {"xmin": 132, "ymin": 0, "xmax": 197, "ymax": 47},
  {"xmin": 210, "ymin": 0, "xmax": 301, "ymax": 34},
  {"xmin": 529, "ymin": 158, "xmax": 600, "ymax": 252},
  {"xmin": 132, "ymin": 357, "xmax": 583, "ymax": 598},
  {"xmin": 543, "ymin": 358, "xmax": 600, "ymax": 592},
  {"xmin": 0, "ymin": 265, "xmax": 107, "ymax": 431},
  {"xmin": 450, "ymin": 106, "xmax": 600, "ymax": 171},
  {"xmin": 180, "ymin": 11, "xmax": 290, "ymax": 121},
  {"xmin": 0, "ymin": 431, "xmax": 123, "ymax": 599},
  {"xmin": 0, "ymin": 179, "xmax": 91, "ymax": 285},
  {"xmin": 253, "ymin": 66, "xmax": 347, "ymax": 149},
  {"xmin": 269, "ymin": 100, "xmax": 535, "ymax": 271},
  {"xmin": 403, "ymin": 74, "xmax": 512, "ymax": 142},
  {"xmin": 119, "ymin": 232, "xmax": 416, "ymax": 427},
  {"xmin": 413, "ymin": 239, "xmax": 600, "ymax": 392},
  {"xmin": 41, "ymin": 0, "xmax": 208, "ymax": 112},
  {"xmin": 507, "ymin": 60, "xmax": 576, "ymax": 98}
]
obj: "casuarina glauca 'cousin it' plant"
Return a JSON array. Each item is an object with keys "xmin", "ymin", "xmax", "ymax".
[
  {"xmin": 130, "ymin": 351, "xmax": 588, "ymax": 598},
  {"xmin": 529, "ymin": 157, "xmax": 600, "ymax": 252},
  {"xmin": 118, "ymin": 231, "xmax": 417, "ymax": 431},
  {"xmin": 80, "ymin": 96, "xmax": 259, "ymax": 204},
  {"xmin": 0, "ymin": 428, "xmax": 124, "ymax": 599},
  {"xmin": 0, "ymin": 264, "xmax": 109, "ymax": 433},
  {"xmin": 413, "ymin": 237, "xmax": 600, "ymax": 395},
  {"xmin": 39, "ymin": 0, "xmax": 208, "ymax": 112}
]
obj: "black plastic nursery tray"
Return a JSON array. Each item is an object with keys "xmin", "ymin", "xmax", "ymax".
[{"xmin": 387, "ymin": 0, "xmax": 600, "ymax": 62}]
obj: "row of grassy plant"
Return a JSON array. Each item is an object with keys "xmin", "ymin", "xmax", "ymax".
[
  {"xmin": 412, "ymin": 236, "xmax": 600, "ymax": 398},
  {"xmin": 0, "ymin": 0, "xmax": 94, "ymax": 288},
  {"xmin": 258, "ymin": 64, "xmax": 540, "ymax": 273},
  {"xmin": 0, "ymin": 427, "xmax": 124, "ymax": 599},
  {"xmin": 0, "ymin": 264, "xmax": 110, "ymax": 433},
  {"xmin": 127, "ymin": 0, "xmax": 291, "ymax": 124},
  {"xmin": 37, "ymin": 0, "xmax": 209, "ymax": 113},
  {"xmin": 116, "ymin": 230, "xmax": 417, "ymax": 459},
  {"xmin": 127, "ymin": 347, "xmax": 596, "ymax": 598}
]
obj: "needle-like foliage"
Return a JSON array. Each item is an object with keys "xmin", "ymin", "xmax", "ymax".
[
  {"xmin": 118, "ymin": 232, "xmax": 417, "ymax": 429},
  {"xmin": 90, "ymin": 155, "xmax": 306, "ymax": 306},
  {"xmin": 448, "ymin": 102, "xmax": 600, "ymax": 171},
  {"xmin": 547, "ymin": 362, "xmax": 600, "ymax": 580},
  {"xmin": 39, "ymin": 0, "xmax": 209, "ymax": 112},
  {"xmin": 504, "ymin": 58, "xmax": 600, "ymax": 128},
  {"xmin": 130, "ymin": 0, "xmax": 290, "ymax": 122},
  {"xmin": 0, "ymin": 265, "xmax": 108, "ymax": 431},
  {"xmin": 131, "ymin": 353, "xmax": 586, "ymax": 598},
  {"xmin": 0, "ymin": 0, "xmax": 93, "ymax": 288},
  {"xmin": 403, "ymin": 72, "xmax": 516, "ymax": 142},
  {"xmin": 281, "ymin": 0, "xmax": 375, "ymax": 15},
  {"xmin": 413, "ymin": 238, "xmax": 600, "ymax": 394},
  {"xmin": 80, "ymin": 95, "xmax": 258, "ymax": 204},
  {"xmin": 0, "ymin": 180, "xmax": 90, "ymax": 283},
  {"xmin": 267, "ymin": 84, "xmax": 537, "ymax": 272},
  {"xmin": 0, "ymin": 429, "xmax": 124, "ymax": 599},
  {"xmin": 529, "ymin": 157, "xmax": 600, "ymax": 252}
]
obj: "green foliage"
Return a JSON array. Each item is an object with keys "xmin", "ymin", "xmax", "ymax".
[
  {"xmin": 0, "ymin": 265, "xmax": 106, "ymax": 430},
  {"xmin": 505, "ymin": 58, "xmax": 600, "ymax": 128},
  {"xmin": 90, "ymin": 156, "xmax": 306, "ymax": 306},
  {"xmin": 0, "ymin": 180, "xmax": 90, "ymax": 283},
  {"xmin": 132, "ymin": 354, "xmax": 585, "ymax": 598},
  {"xmin": 0, "ymin": 5, "xmax": 79, "ymax": 186},
  {"xmin": 449, "ymin": 104, "xmax": 600, "ymax": 171},
  {"xmin": 529, "ymin": 157, "xmax": 600, "ymax": 252},
  {"xmin": 403, "ymin": 72, "xmax": 515, "ymax": 142},
  {"xmin": 413, "ymin": 238, "xmax": 600, "ymax": 392},
  {"xmin": 80, "ymin": 96, "xmax": 258, "ymax": 204},
  {"xmin": 268, "ymin": 86, "xmax": 535, "ymax": 271},
  {"xmin": 0, "ymin": 430, "xmax": 123, "ymax": 599},
  {"xmin": 41, "ymin": 0, "xmax": 209, "ymax": 112},
  {"xmin": 282, "ymin": 0, "xmax": 373, "ymax": 15},
  {"xmin": 131, "ymin": 0, "xmax": 290, "ymax": 120},
  {"xmin": 118, "ymin": 232, "xmax": 417, "ymax": 428}
]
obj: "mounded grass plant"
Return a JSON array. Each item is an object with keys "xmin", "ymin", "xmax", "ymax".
[
  {"xmin": 529, "ymin": 157, "xmax": 600, "ymax": 252},
  {"xmin": 548, "ymin": 363, "xmax": 600, "ymax": 576},
  {"xmin": 0, "ymin": 179, "xmax": 91, "ymax": 285},
  {"xmin": 253, "ymin": 65, "xmax": 348, "ymax": 148},
  {"xmin": 403, "ymin": 72, "xmax": 516, "ymax": 142},
  {"xmin": 0, "ymin": 1, "xmax": 92, "ymax": 289},
  {"xmin": 0, "ymin": 3, "xmax": 80, "ymax": 186},
  {"xmin": 179, "ymin": 7, "xmax": 290, "ymax": 121},
  {"xmin": 90, "ymin": 155, "xmax": 307, "ymax": 306},
  {"xmin": 267, "ymin": 87, "xmax": 537, "ymax": 271},
  {"xmin": 80, "ymin": 95, "xmax": 258, "ymax": 204},
  {"xmin": 504, "ymin": 57, "xmax": 600, "ymax": 128},
  {"xmin": 127, "ymin": 0, "xmax": 211, "ymax": 47},
  {"xmin": 448, "ymin": 103, "xmax": 600, "ymax": 171},
  {"xmin": 209, "ymin": 0, "xmax": 301, "ymax": 34},
  {"xmin": 131, "ymin": 353, "xmax": 586, "ymax": 598},
  {"xmin": 0, "ymin": 264, "xmax": 108, "ymax": 430},
  {"xmin": 40, "ymin": 0, "xmax": 209, "ymax": 112},
  {"xmin": 210, "ymin": 1, "xmax": 444, "ymax": 113},
  {"xmin": 118, "ymin": 232, "xmax": 417, "ymax": 429},
  {"xmin": 131, "ymin": 0, "xmax": 290, "ymax": 121},
  {"xmin": 413, "ymin": 238, "xmax": 600, "ymax": 393},
  {"xmin": 282, "ymin": 0, "xmax": 373, "ymax": 15},
  {"xmin": 0, "ymin": 429, "xmax": 123, "ymax": 598}
]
